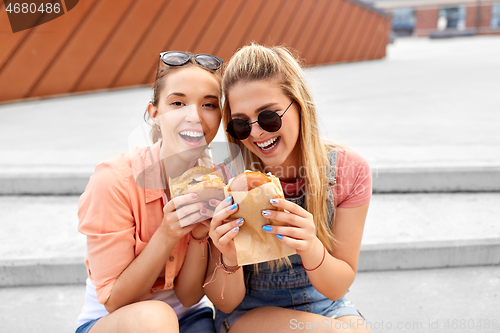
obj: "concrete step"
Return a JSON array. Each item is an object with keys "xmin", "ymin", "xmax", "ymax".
[
  {"xmin": 1, "ymin": 165, "xmax": 500, "ymax": 195},
  {"xmin": 1, "ymin": 265, "xmax": 499, "ymax": 333},
  {"xmin": 1, "ymin": 193, "xmax": 499, "ymax": 287}
]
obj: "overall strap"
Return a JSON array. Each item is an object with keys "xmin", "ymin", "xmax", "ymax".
[{"xmin": 326, "ymin": 150, "xmax": 337, "ymax": 228}]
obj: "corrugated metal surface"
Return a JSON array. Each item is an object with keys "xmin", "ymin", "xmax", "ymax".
[{"xmin": 0, "ymin": 0, "xmax": 390, "ymax": 103}]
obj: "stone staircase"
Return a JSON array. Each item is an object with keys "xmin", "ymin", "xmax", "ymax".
[{"xmin": 1, "ymin": 36, "xmax": 499, "ymax": 333}]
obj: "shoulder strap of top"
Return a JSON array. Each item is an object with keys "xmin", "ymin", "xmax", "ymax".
[
  {"xmin": 327, "ymin": 150, "xmax": 337, "ymax": 184},
  {"xmin": 223, "ymin": 157, "xmax": 237, "ymax": 178},
  {"xmin": 326, "ymin": 150, "xmax": 337, "ymax": 227}
]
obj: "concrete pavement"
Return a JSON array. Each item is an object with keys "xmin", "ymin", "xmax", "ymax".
[{"xmin": 1, "ymin": 265, "xmax": 499, "ymax": 333}]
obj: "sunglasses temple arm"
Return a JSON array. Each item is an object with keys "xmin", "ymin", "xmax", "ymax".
[{"xmin": 155, "ymin": 57, "xmax": 169, "ymax": 81}]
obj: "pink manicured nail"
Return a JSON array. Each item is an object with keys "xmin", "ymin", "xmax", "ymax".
[{"xmin": 191, "ymin": 193, "xmax": 198, "ymax": 199}]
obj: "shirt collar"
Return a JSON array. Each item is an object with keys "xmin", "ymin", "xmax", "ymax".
[{"xmin": 130, "ymin": 140, "xmax": 165, "ymax": 203}]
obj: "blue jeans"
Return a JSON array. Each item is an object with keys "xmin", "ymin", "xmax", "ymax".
[
  {"xmin": 214, "ymin": 255, "xmax": 361, "ymax": 333},
  {"xmin": 76, "ymin": 306, "xmax": 215, "ymax": 333}
]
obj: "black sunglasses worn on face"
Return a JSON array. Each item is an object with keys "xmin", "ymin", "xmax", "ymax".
[{"xmin": 226, "ymin": 101, "xmax": 294, "ymax": 140}]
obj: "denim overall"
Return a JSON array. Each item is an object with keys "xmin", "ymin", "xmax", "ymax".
[{"xmin": 215, "ymin": 151, "xmax": 361, "ymax": 333}]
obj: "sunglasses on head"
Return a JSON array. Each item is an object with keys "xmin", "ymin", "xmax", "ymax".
[
  {"xmin": 155, "ymin": 51, "xmax": 223, "ymax": 81},
  {"xmin": 226, "ymin": 101, "xmax": 294, "ymax": 140},
  {"xmin": 159, "ymin": 51, "xmax": 222, "ymax": 71}
]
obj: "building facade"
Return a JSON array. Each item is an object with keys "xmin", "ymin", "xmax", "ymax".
[{"xmin": 365, "ymin": 0, "xmax": 500, "ymax": 37}]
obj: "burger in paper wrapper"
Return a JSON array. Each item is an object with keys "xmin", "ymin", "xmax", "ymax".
[
  {"xmin": 169, "ymin": 166, "xmax": 226, "ymax": 226},
  {"xmin": 224, "ymin": 171, "xmax": 296, "ymax": 265}
]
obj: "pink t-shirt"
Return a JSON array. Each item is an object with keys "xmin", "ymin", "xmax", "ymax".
[
  {"xmin": 333, "ymin": 148, "xmax": 372, "ymax": 208},
  {"xmin": 280, "ymin": 148, "xmax": 371, "ymax": 208}
]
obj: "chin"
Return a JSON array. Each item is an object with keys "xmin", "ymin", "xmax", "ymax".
[
  {"xmin": 255, "ymin": 151, "xmax": 285, "ymax": 167},
  {"xmin": 180, "ymin": 145, "xmax": 207, "ymax": 160}
]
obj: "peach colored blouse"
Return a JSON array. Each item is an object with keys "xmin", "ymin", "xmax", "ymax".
[{"xmin": 78, "ymin": 141, "xmax": 189, "ymax": 304}]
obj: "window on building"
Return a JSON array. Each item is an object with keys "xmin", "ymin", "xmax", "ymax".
[
  {"xmin": 392, "ymin": 8, "xmax": 415, "ymax": 36},
  {"xmin": 438, "ymin": 5, "xmax": 466, "ymax": 30},
  {"xmin": 492, "ymin": 2, "xmax": 500, "ymax": 28}
]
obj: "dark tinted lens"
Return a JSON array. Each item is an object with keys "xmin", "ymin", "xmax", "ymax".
[
  {"xmin": 258, "ymin": 111, "xmax": 282, "ymax": 132},
  {"xmin": 227, "ymin": 119, "xmax": 251, "ymax": 140},
  {"xmin": 195, "ymin": 54, "xmax": 222, "ymax": 70},
  {"xmin": 162, "ymin": 52, "xmax": 190, "ymax": 66}
]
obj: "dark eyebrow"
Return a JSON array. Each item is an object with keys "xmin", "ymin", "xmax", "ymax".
[
  {"xmin": 167, "ymin": 93, "xmax": 219, "ymax": 100},
  {"xmin": 231, "ymin": 102, "xmax": 278, "ymax": 118},
  {"xmin": 167, "ymin": 92, "xmax": 185, "ymax": 98}
]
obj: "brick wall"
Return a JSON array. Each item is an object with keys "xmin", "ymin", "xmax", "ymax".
[
  {"xmin": 0, "ymin": 0, "xmax": 391, "ymax": 104},
  {"xmin": 397, "ymin": 2, "xmax": 500, "ymax": 36},
  {"xmin": 415, "ymin": 8, "xmax": 440, "ymax": 36}
]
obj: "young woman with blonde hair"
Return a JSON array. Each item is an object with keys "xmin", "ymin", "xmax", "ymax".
[{"xmin": 205, "ymin": 44, "xmax": 372, "ymax": 333}]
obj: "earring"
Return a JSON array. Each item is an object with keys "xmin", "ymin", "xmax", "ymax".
[{"xmin": 156, "ymin": 124, "xmax": 161, "ymax": 132}]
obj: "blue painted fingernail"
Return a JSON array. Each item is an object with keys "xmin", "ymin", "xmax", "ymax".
[
  {"xmin": 233, "ymin": 227, "xmax": 239, "ymax": 233},
  {"xmin": 262, "ymin": 225, "xmax": 272, "ymax": 231},
  {"xmin": 276, "ymin": 234, "xmax": 283, "ymax": 240},
  {"xmin": 262, "ymin": 210, "xmax": 271, "ymax": 216},
  {"xmin": 230, "ymin": 203, "xmax": 238, "ymax": 210},
  {"xmin": 270, "ymin": 199, "xmax": 278, "ymax": 204},
  {"xmin": 236, "ymin": 218, "xmax": 244, "ymax": 225},
  {"xmin": 226, "ymin": 196, "xmax": 233, "ymax": 202}
]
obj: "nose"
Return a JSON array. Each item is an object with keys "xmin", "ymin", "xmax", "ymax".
[
  {"xmin": 248, "ymin": 120, "xmax": 265, "ymax": 139},
  {"xmin": 184, "ymin": 104, "xmax": 201, "ymax": 123}
]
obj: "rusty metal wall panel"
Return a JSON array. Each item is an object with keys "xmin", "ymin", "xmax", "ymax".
[{"xmin": 0, "ymin": 0, "xmax": 390, "ymax": 103}]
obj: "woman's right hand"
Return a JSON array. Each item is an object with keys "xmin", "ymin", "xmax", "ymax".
[
  {"xmin": 161, "ymin": 193, "xmax": 206, "ymax": 242},
  {"xmin": 209, "ymin": 196, "xmax": 243, "ymax": 265}
]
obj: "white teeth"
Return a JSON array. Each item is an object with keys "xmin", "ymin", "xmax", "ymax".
[
  {"xmin": 180, "ymin": 131, "xmax": 204, "ymax": 138},
  {"xmin": 256, "ymin": 136, "xmax": 279, "ymax": 150},
  {"xmin": 256, "ymin": 136, "xmax": 278, "ymax": 148}
]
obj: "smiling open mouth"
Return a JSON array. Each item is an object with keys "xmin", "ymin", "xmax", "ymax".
[
  {"xmin": 179, "ymin": 131, "xmax": 204, "ymax": 143},
  {"xmin": 255, "ymin": 136, "xmax": 280, "ymax": 151}
]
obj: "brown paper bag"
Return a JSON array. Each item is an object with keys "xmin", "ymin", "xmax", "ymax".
[{"xmin": 224, "ymin": 172, "xmax": 296, "ymax": 265}]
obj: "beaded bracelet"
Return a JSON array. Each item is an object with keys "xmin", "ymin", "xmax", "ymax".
[{"xmin": 302, "ymin": 242, "xmax": 326, "ymax": 271}]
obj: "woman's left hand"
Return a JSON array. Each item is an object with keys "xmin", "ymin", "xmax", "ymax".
[{"xmin": 261, "ymin": 198, "xmax": 318, "ymax": 256}]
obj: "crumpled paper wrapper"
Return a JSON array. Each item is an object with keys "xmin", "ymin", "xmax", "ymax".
[{"xmin": 224, "ymin": 172, "xmax": 296, "ymax": 265}]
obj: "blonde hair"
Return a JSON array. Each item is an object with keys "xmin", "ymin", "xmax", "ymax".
[
  {"xmin": 144, "ymin": 56, "xmax": 222, "ymax": 143},
  {"xmin": 222, "ymin": 44, "xmax": 337, "ymax": 267}
]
